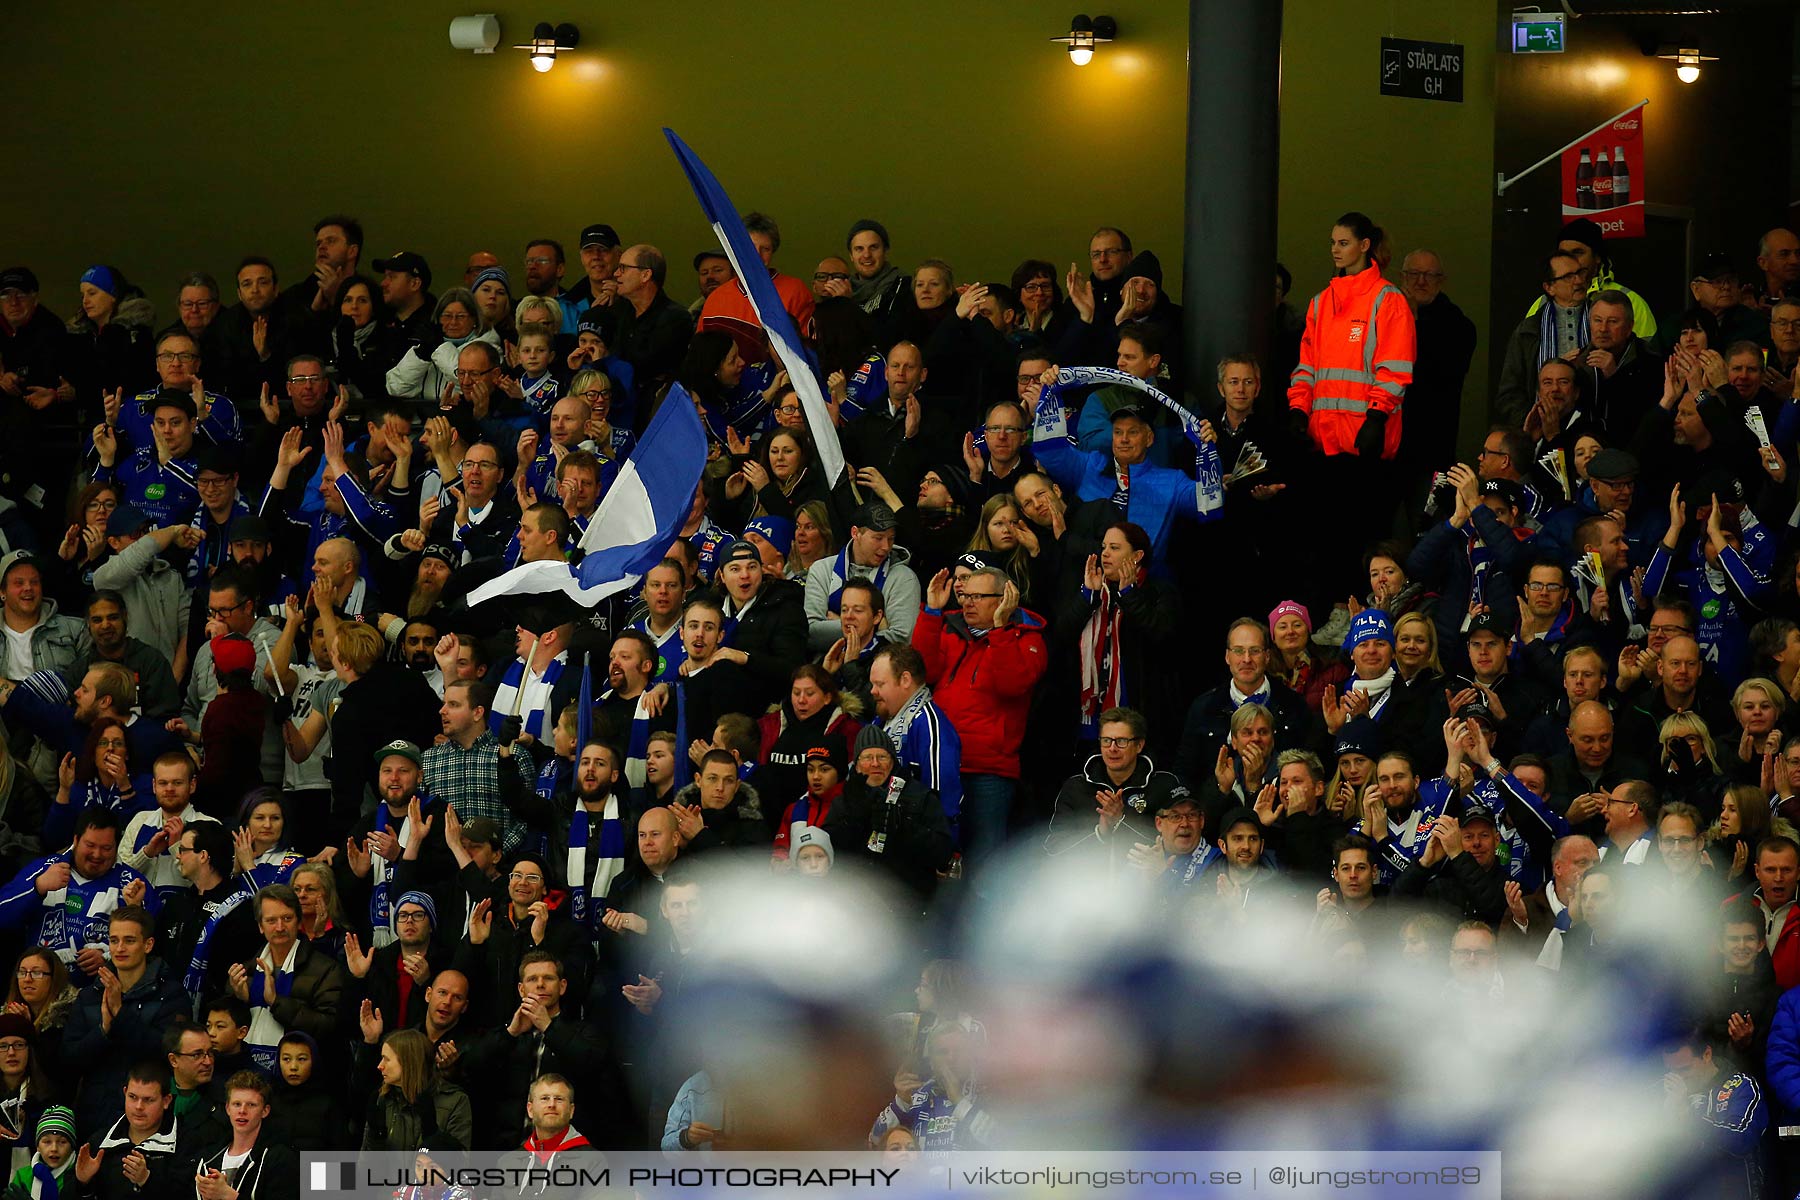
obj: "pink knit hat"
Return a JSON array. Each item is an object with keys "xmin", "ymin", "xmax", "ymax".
[{"xmin": 1268, "ymin": 600, "xmax": 1312, "ymax": 630}]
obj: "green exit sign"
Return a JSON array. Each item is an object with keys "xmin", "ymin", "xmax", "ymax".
[{"xmin": 1512, "ymin": 12, "xmax": 1564, "ymax": 53}]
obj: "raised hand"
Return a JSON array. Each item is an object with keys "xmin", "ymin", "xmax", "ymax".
[
  {"xmin": 344, "ymin": 932, "xmax": 371, "ymax": 978},
  {"xmin": 359, "ymin": 997, "xmax": 384, "ymax": 1043},
  {"xmin": 925, "ymin": 568, "xmax": 954, "ymax": 611},
  {"xmin": 468, "ymin": 898, "xmax": 493, "ymax": 945}
]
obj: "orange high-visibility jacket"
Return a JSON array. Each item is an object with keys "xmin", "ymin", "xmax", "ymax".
[{"xmin": 1287, "ymin": 263, "xmax": 1416, "ymax": 458}]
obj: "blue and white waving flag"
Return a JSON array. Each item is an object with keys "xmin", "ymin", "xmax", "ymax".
[
  {"xmin": 664, "ymin": 127, "xmax": 847, "ymax": 485},
  {"xmin": 468, "ymin": 384, "xmax": 709, "ymax": 610}
]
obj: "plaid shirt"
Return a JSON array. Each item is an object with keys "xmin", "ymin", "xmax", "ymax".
[{"xmin": 421, "ymin": 730, "xmax": 534, "ymax": 852}]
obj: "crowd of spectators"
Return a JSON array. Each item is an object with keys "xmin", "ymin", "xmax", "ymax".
[{"xmin": 0, "ymin": 208, "xmax": 1798, "ymax": 1193}]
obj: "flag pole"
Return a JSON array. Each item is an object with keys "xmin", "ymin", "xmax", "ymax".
[{"xmin": 1496, "ymin": 98, "xmax": 1648, "ymax": 196}]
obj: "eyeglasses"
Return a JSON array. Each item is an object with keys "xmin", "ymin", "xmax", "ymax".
[
  {"xmin": 1524, "ymin": 582, "xmax": 1566, "ymax": 593},
  {"xmin": 1659, "ymin": 834, "xmax": 1698, "ymax": 847},
  {"xmin": 1647, "ymin": 624, "xmax": 1692, "ymax": 637},
  {"xmin": 170, "ymin": 1048, "xmax": 215, "ymax": 1060},
  {"xmin": 177, "ymin": 300, "xmax": 217, "ymax": 312},
  {"xmin": 1020, "ymin": 281, "xmax": 1055, "ymax": 293},
  {"xmin": 13, "ymin": 969, "xmax": 49, "ymax": 981},
  {"xmin": 1401, "ymin": 270, "xmax": 1445, "ymax": 281},
  {"xmin": 1098, "ymin": 736, "xmax": 1140, "ymax": 748},
  {"xmin": 1089, "ymin": 248, "xmax": 1128, "ymax": 260},
  {"xmin": 961, "ymin": 592, "xmax": 1004, "ymax": 601},
  {"xmin": 452, "ymin": 369, "xmax": 493, "ymax": 382},
  {"xmin": 574, "ymin": 389, "xmax": 611, "ymax": 402},
  {"xmin": 460, "ymin": 459, "xmax": 502, "ymax": 472},
  {"xmin": 1450, "ymin": 948, "xmax": 1496, "ymax": 960},
  {"xmin": 524, "ymin": 256, "xmax": 557, "ymax": 267},
  {"xmin": 195, "ymin": 475, "xmax": 234, "ymax": 488},
  {"xmin": 206, "ymin": 600, "xmax": 250, "ymax": 618},
  {"xmin": 616, "ymin": 262, "xmax": 652, "ymax": 272},
  {"xmin": 983, "ymin": 424, "xmax": 1026, "ymax": 435},
  {"xmin": 1549, "ymin": 271, "xmax": 1584, "ymax": 285},
  {"xmin": 0, "ymin": 1041, "xmax": 27, "ymax": 1053},
  {"xmin": 288, "ymin": 373, "xmax": 327, "ymax": 385},
  {"xmin": 1476, "ymin": 446, "xmax": 1507, "ymax": 459},
  {"xmin": 509, "ymin": 871, "xmax": 544, "ymax": 884},
  {"xmin": 1773, "ymin": 320, "xmax": 1800, "ymax": 332},
  {"xmin": 394, "ymin": 911, "xmax": 429, "ymax": 922},
  {"xmin": 812, "ymin": 272, "xmax": 850, "ymax": 283},
  {"xmin": 1225, "ymin": 646, "xmax": 1266, "ymax": 658},
  {"xmin": 155, "ymin": 352, "xmax": 200, "ymax": 363}
]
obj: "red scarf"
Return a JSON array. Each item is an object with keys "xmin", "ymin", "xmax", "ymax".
[{"xmin": 1079, "ymin": 574, "xmax": 1142, "ymax": 723}]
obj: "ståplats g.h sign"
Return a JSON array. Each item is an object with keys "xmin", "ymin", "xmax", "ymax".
[{"xmin": 1379, "ymin": 37, "xmax": 1463, "ymax": 103}]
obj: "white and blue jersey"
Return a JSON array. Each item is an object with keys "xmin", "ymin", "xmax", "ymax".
[
  {"xmin": 0, "ymin": 854, "xmax": 159, "ymax": 984},
  {"xmin": 880, "ymin": 688, "xmax": 964, "ymax": 838},
  {"xmin": 1369, "ymin": 778, "xmax": 1455, "ymax": 887},
  {"xmin": 1642, "ymin": 520, "xmax": 1773, "ymax": 686}
]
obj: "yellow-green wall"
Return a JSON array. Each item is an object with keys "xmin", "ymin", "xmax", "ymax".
[
  {"xmin": 1277, "ymin": 0, "xmax": 1498, "ymax": 442},
  {"xmin": 13, "ymin": 1, "xmax": 1495, "ymax": 427},
  {"xmin": 9, "ymin": 4, "xmax": 1188, "ymax": 313}
]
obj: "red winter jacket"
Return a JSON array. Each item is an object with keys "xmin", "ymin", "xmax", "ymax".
[
  {"xmin": 1727, "ymin": 889, "xmax": 1800, "ymax": 990},
  {"xmin": 911, "ymin": 607, "xmax": 1049, "ymax": 779}
]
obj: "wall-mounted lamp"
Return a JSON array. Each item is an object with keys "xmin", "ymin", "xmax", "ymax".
[
  {"xmin": 448, "ymin": 14, "xmax": 501, "ymax": 54},
  {"xmin": 515, "ymin": 21, "xmax": 580, "ymax": 72},
  {"xmin": 1051, "ymin": 14, "xmax": 1117, "ymax": 66},
  {"xmin": 1654, "ymin": 44, "xmax": 1716, "ymax": 84}
]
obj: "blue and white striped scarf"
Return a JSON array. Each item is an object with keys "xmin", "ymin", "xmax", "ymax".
[
  {"xmin": 566, "ymin": 795, "xmax": 625, "ymax": 933},
  {"xmin": 184, "ymin": 885, "xmax": 253, "ymax": 1009},
  {"xmin": 245, "ymin": 939, "xmax": 298, "ymax": 1072},
  {"xmin": 1034, "ymin": 365, "xmax": 1223, "ymax": 520},
  {"xmin": 489, "ymin": 652, "xmax": 567, "ymax": 742}
]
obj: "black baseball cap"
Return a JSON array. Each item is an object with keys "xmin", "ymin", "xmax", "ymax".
[
  {"xmin": 227, "ymin": 515, "xmax": 272, "ymax": 544},
  {"xmin": 693, "ymin": 248, "xmax": 729, "ymax": 270},
  {"xmin": 580, "ymin": 224, "xmax": 620, "ymax": 250},
  {"xmin": 374, "ymin": 251, "xmax": 432, "ymax": 289},
  {"xmin": 150, "ymin": 388, "xmax": 196, "ymax": 420},
  {"xmin": 851, "ymin": 501, "xmax": 898, "ymax": 532},
  {"xmin": 1109, "ymin": 404, "xmax": 1151, "ymax": 425},
  {"xmin": 0, "ymin": 267, "xmax": 38, "ymax": 294},
  {"xmin": 1692, "ymin": 253, "xmax": 1738, "ymax": 283},
  {"xmin": 1464, "ymin": 611, "xmax": 1510, "ymax": 641},
  {"xmin": 718, "ymin": 539, "xmax": 760, "ymax": 566},
  {"xmin": 1459, "ymin": 803, "xmax": 1498, "ymax": 829},
  {"xmin": 1478, "ymin": 478, "xmax": 1523, "ymax": 508}
]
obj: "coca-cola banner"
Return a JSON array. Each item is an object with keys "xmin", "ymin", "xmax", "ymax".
[{"xmin": 1561, "ymin": 103, "xmax": 1645, "ymax": 237}]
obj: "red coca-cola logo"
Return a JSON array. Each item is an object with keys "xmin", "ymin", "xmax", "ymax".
[{"xmin": 1612, "ymin": 119, "xmax": 1639, "ymax": 131}]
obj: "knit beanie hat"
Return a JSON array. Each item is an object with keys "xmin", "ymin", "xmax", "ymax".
[
  {"xmin": 34, "ymin": 1106, "xmax": 76, "ymax": 1145},
  {"xmin": 853, "ymin": 724, "xmax": 896, "ymax": 763},
  {"xmin": 793, "ymin": 825, "xmax": 835, "ymax": 864},
  {"xmin": 394, "ymin": 890, "xmax": 438, "ymax": 931},
  {"xmin": 80, "ymin": 266, "xmax": 121, "ymax": 297}
]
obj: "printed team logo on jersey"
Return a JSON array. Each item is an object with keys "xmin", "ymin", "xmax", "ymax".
[
  {"xmin": 1702, "ymin": 599, "xmax": 1721, "ymax": 619},
  {"xmin": 144, "ymin": 484, "xmax": 167, "ymax": 501},
  {"xmin": 1347, "ymin": 320, "xmax": 1366, "ymax": 344}
]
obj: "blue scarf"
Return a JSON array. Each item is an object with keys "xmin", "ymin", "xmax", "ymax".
[
  {"xmin": 245, "ymin": 941, "xmax": 297, "ymax": 1072},
  {"xmin": 827, "ymin": 543, "xmax": 890, "ymax": 613},
  {"xmin": 489, "ymin": 653, "xmax": 567, "ymax": 742},
  {"xmin": 184, "ymin": 886, "xmax": 253, "ymax": 1007},
  {"xmin": 1035, "ymin": 365, "xmax": 1222, "ymax": 521},
  {"xmin": 28, "ymin": 1154, "xmax": 62, "ymax": 1200},
  {"xmin": 369, "ymin": 798, "xmax": 430, "ymax": 946},
  {"xmin": 566, "ymin": 795, "xmax": 625, "ymax": 933}
]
